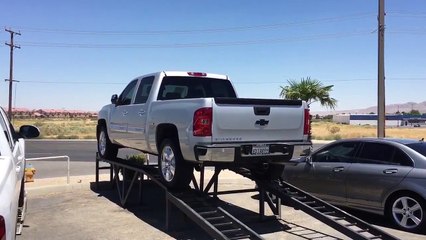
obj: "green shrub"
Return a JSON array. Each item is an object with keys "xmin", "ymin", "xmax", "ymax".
[{"xmin": 126, "ymin": 154, "xmax": 147, "ymax": 164}]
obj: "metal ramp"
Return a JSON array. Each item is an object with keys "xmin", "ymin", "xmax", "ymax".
[
  {"xmin": 234, "ymin": 167, "xmax": 400, "ymax": 240},
  {"xmin": 170, "ymin": 191, "xmax": 262, "ymax": 240},
  {"xmin": 96, "ymin": 154, "xmax": 262, "ymax": 240}
]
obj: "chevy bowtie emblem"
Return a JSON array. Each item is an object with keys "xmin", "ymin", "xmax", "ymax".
[{"xmin": 255, "ymin": 119, "xmax": 269, "ymax": 126}]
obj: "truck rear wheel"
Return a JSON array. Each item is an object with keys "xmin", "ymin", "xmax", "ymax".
[
  {"xmin": 159, "ymin": 139, "xmax": 193, "ymax": 189},
  {"xmin": 97, "ymin": 124, "xmax": 118, "ymax": 159}
]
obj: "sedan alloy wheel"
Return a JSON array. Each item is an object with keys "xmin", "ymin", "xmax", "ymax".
[{"xmin": 391, "ymin": 195, "xmax": 424, "ymax": 231}]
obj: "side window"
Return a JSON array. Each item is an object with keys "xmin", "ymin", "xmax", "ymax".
[
  {"xmin": 357, "ymin": 143, "xmax": 395, "ymax": 165},
  {"xmin": 118, "ymin": 80, "xmax": 138, "ymax": 106},
  {"xmin": 0, "ymin": 110, "xmax": 14, "ymax": 150},
  {"xmin": 134, "ymin": 76, "xmax": 154, "ymax": 104},
  {"xmin": 313, "ymin": 142, "xmax": 358, "ymax": 163},
  {"xmin": 392, "ymin": 149, "xmax": 413, "ymax": 167}
]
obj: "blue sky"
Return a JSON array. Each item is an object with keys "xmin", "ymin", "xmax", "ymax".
[{"xmin": 0, "ymin": 0, "xmax": 425, "ymax": 113}]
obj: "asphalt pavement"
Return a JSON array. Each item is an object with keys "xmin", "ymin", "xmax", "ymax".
[{"xmin": 25, "ymin": 140, "xmax": 141, "ymax": 178}]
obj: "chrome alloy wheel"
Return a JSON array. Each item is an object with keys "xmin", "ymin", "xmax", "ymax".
[
  {"xmin": 392, "ymin": 196, "xmax": 423, "ymax": 230},
  {"xmin": 161, "ymin": 145, "xmax": 176, "ymax": 182},
  {"xmin": 98, "ymin": 130, "xmax": 107, "ymax": 156}
]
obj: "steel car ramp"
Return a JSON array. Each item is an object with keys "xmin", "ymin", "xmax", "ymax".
[
  {"xmin": 168, "ymin": 191, "xmax": 262, "ymax": 240},
  {"xmin": 233, "ymin": 167, "xmax": 400, "ymax": 240},
  {"xmin": 95, "ymin": 154, "xmax": 262, "ymax": 240}
]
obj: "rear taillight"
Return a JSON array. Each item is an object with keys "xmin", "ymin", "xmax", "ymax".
[
  {"xmin": 303, "ymin": 108, "xmax": 311, "ymax": 136},
  {"xmin": 0, "ymin": 216, "xmax": 5, "ymax": 240},
  {"xmin": 193, "ymin": 107, "xmax": 212, "ymax": 136}
]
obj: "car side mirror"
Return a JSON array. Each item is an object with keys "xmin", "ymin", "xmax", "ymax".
[
  {"xmin": 111, "ymin": 94, "xmax": 118, "ymax": 104},
  {"xmin": 306, "ymin": 156, "xmax": 313, "ymax": 165},
  {"xmin": 19, "ymin": 125, "xmax": 40, "ymax": 139}
]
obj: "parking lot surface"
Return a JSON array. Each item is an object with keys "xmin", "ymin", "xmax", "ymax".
[{"xmin": 18, "ymin": 171, "xmax": 425, "ymax": 240}]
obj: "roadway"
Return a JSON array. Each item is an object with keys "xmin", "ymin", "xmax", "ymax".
[
  {"xmin": 25, "ymin": 140, "xmax": 324, "ymax": 178},
  {"xmin": 26, "ymin": 140, "xmax": 140, "ymax": 178}
]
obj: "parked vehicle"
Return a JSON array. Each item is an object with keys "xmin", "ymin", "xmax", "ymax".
[
  {"xmin": 282, "ymin": 138, "xmax": 426, "ymax": 232},
  {"xmin": 0, "ymin": 107, "xmax": 39, "ymax": 240},
  {"xmin": 98, "ymin": 71, "xmax": 311, "ymax": 188}
]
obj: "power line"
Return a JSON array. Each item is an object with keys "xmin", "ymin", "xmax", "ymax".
[
  {"xmin": 388, "ymin": 30, "xmax": 426, "ymax": 35},
  {"xmin": 8, "ymin": 13, "xmax": 375, "ymax": 36},
  {"xmin": 16, "ymin": 31, "xmax": 372, "ymax": 49},
  {"xmin": 386, "ymin": 11, "xmax": 426, "ymax": 17},
  {"xmin": 17, "ymin": 77, "xmax": 426, "ymax": 85}
]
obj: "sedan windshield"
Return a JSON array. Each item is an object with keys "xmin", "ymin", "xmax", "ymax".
[{"xmin": 406, "ymin": 142, "xmax": 426, "ymax": 157}]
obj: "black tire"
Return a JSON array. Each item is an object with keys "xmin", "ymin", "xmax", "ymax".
[
  {"xmin": 18, "ymin": 176, "xmax": 25, "ymax": 207},
  {"xmin": 97, "ymin": 124, "xmax": 118, "ymax": 159},
  {"xmin": 386, "ymin": 193, "xmax": 426, "ymax": 233},
  {"xmin": 250, "ymin": 163, "xmax": 285, "ymax": 181},
  {"xmin": 159, "ymin": 139, "xmax": 193, "ymax": 189}
]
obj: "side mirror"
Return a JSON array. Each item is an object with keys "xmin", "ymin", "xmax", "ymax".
[
  {"xmin": 111, "ymin": 94, "xmax": 118, "ymax": 104},
  {"xmin": 306, "ymin": 156, "xmax": 313, "ymax": 165},
  {"xmin": 19, "ymin": 125, "xmax": 40, "ymax": 139}
]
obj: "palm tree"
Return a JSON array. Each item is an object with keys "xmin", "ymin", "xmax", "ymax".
[{"xmin": 279, "ymin": 77, "xmax": 337, "ymax": 109}]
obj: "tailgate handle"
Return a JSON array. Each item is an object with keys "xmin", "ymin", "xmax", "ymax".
[{"xmin": 254, "ymin": 107, "xmax": 270, "ymax": 116}]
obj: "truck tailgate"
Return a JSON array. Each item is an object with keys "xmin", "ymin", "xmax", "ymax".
[{"xmin": 212, "ymin": 98, "xmax": 305, "ymax": 143}]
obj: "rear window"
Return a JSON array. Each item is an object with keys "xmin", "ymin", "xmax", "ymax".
[
  {"xmin": 157, "ymin": 76, "xmax": 237, "ymax": 100},
  {"xmin": 406, "ymin": 142, "xmax": 426, "ymax": 157}
]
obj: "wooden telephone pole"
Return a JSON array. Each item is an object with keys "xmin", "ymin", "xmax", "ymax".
[
  {"xmin": 377, "ymin": 0, "xmax": 385, "ymax": 137},
  {"xmin": 5, "ymin": 28, "xmax": 21, "ymax": 120}
]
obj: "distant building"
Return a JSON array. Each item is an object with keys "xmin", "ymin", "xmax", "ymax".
[
  {"xmin": 7, "ymin": 107, "xmax": 97, "ymax": 119},
  {"xmin": 333, "ymin": 114, "xmax": 426, "ymax": 127}
]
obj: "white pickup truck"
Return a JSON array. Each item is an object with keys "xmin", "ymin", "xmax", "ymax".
[
  {"xmin": 98, "ymin": 71, "xmax": 311, "ymax": 188},
  {"xmin": 0, "ymin": 107, "xmax": 39, "ymax": 240}
]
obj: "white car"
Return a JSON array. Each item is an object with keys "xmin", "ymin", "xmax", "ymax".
[{"xmin": 0, "ymin": 107, "xmax": 39, "ymax": 240}]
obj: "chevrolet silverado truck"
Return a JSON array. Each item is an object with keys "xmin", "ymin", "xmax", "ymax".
[{"xmin": 97, "ymin": 71, "xmax": 311, "ymax": 188}]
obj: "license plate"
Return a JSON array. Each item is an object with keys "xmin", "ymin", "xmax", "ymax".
[{"xmin": 251, "ymin": 144, "xmax": 269, "ymax": 155}]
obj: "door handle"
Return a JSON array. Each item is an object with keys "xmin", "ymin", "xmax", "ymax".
[
  {"xmin": 383, "ymin": 169, "xmax": 398, "ymax": 174},
  {"xmin": 333, "ymin": 167, "xmax": 345, "ymax": 172},
  {"xmin": 138, "ymin": 110, "xmax": 146, "ymax": 116},
  {"xmin": 122, "ymin": 111, "xmax": 128, "ymax": 116},
  {"xmin": 16, "ymin": 166, "xmax": 21, "ymax": 173}
]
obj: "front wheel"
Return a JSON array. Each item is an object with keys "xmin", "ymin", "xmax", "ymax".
[
  {"xmin": 97, "ymin": 124, "xmax": 118, "ymax": 159},
  {"xmin": 159, "ymin": 139, "xmax": 193, "ymax": 189},
  {"xmin": 387, "ymin": 193, "xmax": 426, "ymax": 233}
]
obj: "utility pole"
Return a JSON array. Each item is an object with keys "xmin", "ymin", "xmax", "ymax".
[
  {"xmin": 5, "ymin": 28, "xmax": 21, "ymax": 120},
  {"xmin": 377, "ymin": 0, "xmax": 385, "ymax": 138}
]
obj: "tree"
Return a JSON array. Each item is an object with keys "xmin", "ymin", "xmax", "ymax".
[
  {"xmin": 409, "ymin": 109, "xmax": 421, "ymax": 116},
  {"xmin": 279, "ymin": 77, "xmax": 337, "ymax": 109}
]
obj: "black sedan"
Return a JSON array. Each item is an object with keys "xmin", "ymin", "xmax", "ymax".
[{"xmin": 282, "ymin": 138, "xmax": 426, "ymax": 233}]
